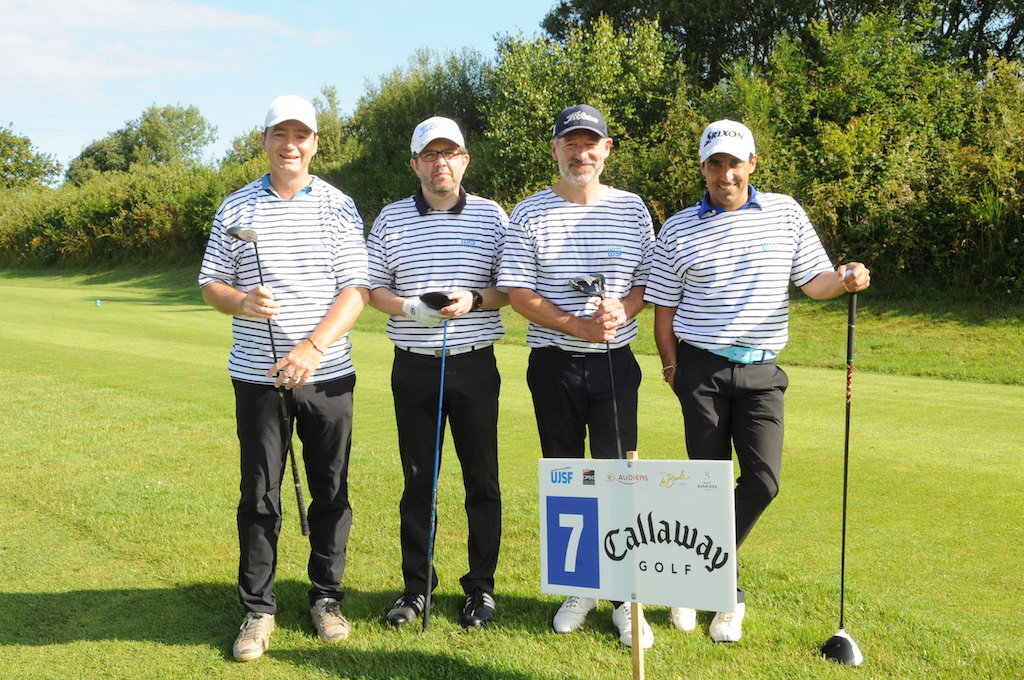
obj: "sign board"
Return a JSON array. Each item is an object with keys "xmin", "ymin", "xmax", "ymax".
[{"xmin": 539, "ymin": 459, "xmax": 737, "ymax": 612}]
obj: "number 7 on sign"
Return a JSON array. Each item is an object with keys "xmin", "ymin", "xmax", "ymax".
[
  {"xmin": 546, "ymin": 496, "xmax": 600, "ymax": 588},
  {"xmin": 560, "ymin": 514, "xmax": 584, "ymax": 572}
]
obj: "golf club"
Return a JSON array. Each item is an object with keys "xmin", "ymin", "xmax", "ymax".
[
  {"xmin": 224, "ymin": 225, "xmax": 310, "ymax": 537},
  {"xmin": 821, "ymin": 291, "xmax": 863, "ymax": 666},
  {"xmin": 568, "ymin": 274, "xmax": 624, "ymax": 459},
  {"xmin": 420, "ymin": 295, "xmax": 450, "ymax": 631}
]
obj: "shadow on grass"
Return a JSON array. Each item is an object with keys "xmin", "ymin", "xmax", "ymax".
[
  {"xmin": 0, "ymin": 582, "xmax": 582, "ymax": 680},
  {"xmin": 1, "ymin": 262, "xmax": 204, "ymax": 305}
]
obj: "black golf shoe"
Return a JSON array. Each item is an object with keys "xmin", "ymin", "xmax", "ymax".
[
  {"xmin": 460, "ymin": 590, "xmax": 495, "ymax": 628},
  {"xmin": 386, "ymin": 592, "xmax": 425, "ymax": 627}
]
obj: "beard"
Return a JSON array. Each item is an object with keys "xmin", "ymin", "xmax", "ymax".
[
  {"xmin": 559, "ymin": 158, "xmax": 603, "ymax": 187},
  {"xmin": 425, "ymin": 175, "xmax": 458, "ymax": 195}
]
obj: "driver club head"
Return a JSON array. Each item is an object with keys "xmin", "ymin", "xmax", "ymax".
[
  {"xmin": 420, "ymin": 291, "xmax": 453, "ymax": 310},
  {"xmin": 225, "ymin": 225, "xmax": 258, "ymax": 243},
  {"xmin": 821, "ymin": 629, "xmax": 863, "ymax": 666},
  {"xmin": 568, "ymin": 274, "xmax": 607, "ymax": 297}
]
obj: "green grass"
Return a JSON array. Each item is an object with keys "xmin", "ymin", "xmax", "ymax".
[{"xmin": 0, "ymin": 265, "xmax": 1021, "ymax": 679}]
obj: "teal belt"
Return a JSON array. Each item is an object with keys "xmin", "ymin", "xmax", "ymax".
[{"xmin": 708, "ymin": 346, "xmax": 778, "ymax": 364}]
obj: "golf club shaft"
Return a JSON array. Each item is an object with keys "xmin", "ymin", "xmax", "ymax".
[
  {"xmin": 839, "ymin": 292, "xmax": 857, "ymax": 628},
  {"xmin": 423, "ymin": 320, "xmax": 448, "ymax": 631},
  {"xmin": 254, "ymin": 241, "xmax": 309, "ymax": 536},
  {"xmin": 280, "ymin": 393, "xmax": 310, "ymax": 536},
  {"xmin": 606, "ymin": 340, "xmax": 624, "ymax": 459}
]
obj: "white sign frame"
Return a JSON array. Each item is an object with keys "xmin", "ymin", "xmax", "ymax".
[{"xmin": 539, "ymin": 459, "xmax": 737, "ymax": 612}]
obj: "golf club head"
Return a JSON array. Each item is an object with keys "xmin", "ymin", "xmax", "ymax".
[
  {"xmin": 420, "ymin": 292, "xmax": 453, "ymax": 310},
  {"xmin": 568, "ymin": 274, "xmax": 607, "ymax": 297},
  {"xmin": 225, "ymin": 225, "xmax": 258, "ymax": 243},
  {"xmin": 821, "ymin": 629, "xmax": 863, "ymax": 666}
]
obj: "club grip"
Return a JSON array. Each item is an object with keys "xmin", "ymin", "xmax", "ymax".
[{"xmin": 846, "ymin": 292, "xmax": 857, "ymax": 364}]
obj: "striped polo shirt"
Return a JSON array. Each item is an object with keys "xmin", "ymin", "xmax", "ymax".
[
  {"xmin": 199, "ymin": 174, "xmax": 369, "ymax": 384},
  {"xmin": 498, "ymin": 186, "xmax": 655, "ymax": 352},
  {"xmin": 643, "ymin": 187, "xmax": 834, "ymax": 353},
  {"xmin": 367, "ymin": 188, "xmax": 508, "ymax": 348}
]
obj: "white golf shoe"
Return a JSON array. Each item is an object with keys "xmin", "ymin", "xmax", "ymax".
[
  {"xmin": 669, "ymin": 606, "xmax": 697, "ymax": 632},
  {"xmin": 552, "ymin": 596, "xmax": 598, "ymax": 633},
  {"xmin": 709, "ymin": 602, "xmax": 745, "ymax": 642},
  {"xmin": 232, "ymin": 612, "xmax": 275, "ymax": 661},
  {"xmin": 611, "ymin": 603, "xmax": 654, "ymax": 649}
]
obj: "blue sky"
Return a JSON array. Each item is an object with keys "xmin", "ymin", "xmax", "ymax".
[{"xmin": 3, "ymin": 0, "xmax": 556, "ymax": 169}]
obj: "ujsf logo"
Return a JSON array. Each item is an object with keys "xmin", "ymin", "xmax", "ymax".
[{"xmin": 550, "ymin": 467, "xmax": 573, "ymax": 484}]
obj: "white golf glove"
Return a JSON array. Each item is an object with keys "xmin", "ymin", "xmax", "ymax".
[{"xmin": 402, "ymin": 298, "xmax": 447, "ymax": 327}]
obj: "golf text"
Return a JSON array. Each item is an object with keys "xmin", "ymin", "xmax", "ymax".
[{"xmin": 603, "ymin": 512, "xmax": 731, "ymax": 572}]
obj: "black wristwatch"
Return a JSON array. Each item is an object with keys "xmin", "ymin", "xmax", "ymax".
[{"xmin": 471, "ymin": 289, "xmax": 484, "ymax": 310}]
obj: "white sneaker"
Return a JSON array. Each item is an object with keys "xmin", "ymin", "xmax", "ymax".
[
  {"xmin": 611, "ymin": 603, "xmax": 654, "ymax": 649},
  {"xmin": 232, "ymin": 612, "xmax": 275, "ymax": 661},
  {"xmin": 310, "ymin": 597, "xmax": 351, "ymax": 642},
  {"xmin": 552, "ymin": 596, "xmax": 598, "ymax": 633},
  {"xmin": 669, "ymin": 606, "xmax": 697, "ymax": 632},
  {"xmin": 709, "ymin": 602, "xmax": 745, "ymax": 642}
]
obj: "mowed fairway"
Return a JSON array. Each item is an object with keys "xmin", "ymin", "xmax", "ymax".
[{"xmin": 0, "ymin": 268, "xmax": 1020, "ymax": 680}]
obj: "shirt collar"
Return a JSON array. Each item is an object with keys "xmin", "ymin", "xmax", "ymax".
[
  {"xmin": 699, "ymin": 185, "xmax": 762, "ymax": 218},
  {"xmin": 261, "ymin": 173, "xmax": 315, "ymax": 198},
  {"xmin": 414, "ymin": 185, "xmax": 467, "ymax": 216}
]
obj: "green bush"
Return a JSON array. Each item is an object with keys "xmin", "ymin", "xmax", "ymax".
[{"xmin": 2, "ymin": 11, "xmax": 1022, "ymax": 298}]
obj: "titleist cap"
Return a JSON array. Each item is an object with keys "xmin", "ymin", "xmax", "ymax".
[
  {"xmin": 552, "ymin": 104, "xmax": 608, "ymax": 139},
  {"xmin": 411, "ymin": 116, "xmax": 465, "ymax": 154}
]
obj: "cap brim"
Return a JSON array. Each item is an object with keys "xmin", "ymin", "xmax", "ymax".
[{"xmin": 555, "ymin": 125, "xmax": 607, "ymax": 139}]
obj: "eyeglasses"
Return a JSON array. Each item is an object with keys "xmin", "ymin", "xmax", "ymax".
[{"xmin": 416, "ymin": 149, "xmax": 465, "ymax": 162}]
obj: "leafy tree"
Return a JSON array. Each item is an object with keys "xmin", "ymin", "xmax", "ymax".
[
  {"xmin": 220, "ymin": 127, "xmax": 263, "ymax": 167},
  {"xmin": 0, "ymin": 124, "xmax": 62, "ymax": 190},
  {"xmin": 542, "ymin": 0, "xmax": 1024, "ymax": 85},
  {"xmin": 329, "ymin": 48, "xmax": 491, "ymax": 220},
  {"xmin": 483, "ymin": 15, "xmax": 680, "ymax": 208},
  {"xmin": 66, "ymin": 104, "xmax": 216, "ymax": 185}
]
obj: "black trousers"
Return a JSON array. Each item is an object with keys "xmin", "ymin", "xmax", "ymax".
[
  {"xmin": 672, "ymin": 340, "xmax": 788, "ymax": 603},
  {"xmin": 526, "ymin": 345, "xmax": 641, "ymax": 459},
  {"xmin": 233, "ymin": 376, "xmax": 355, "ymax": 613},
  {"xmin": 392, "ymin": 346, "xmax": 501, "ymax": 596}
]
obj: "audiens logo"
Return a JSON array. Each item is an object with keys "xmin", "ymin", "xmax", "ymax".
[
  {"xmin": 551, "ymin": 467, "xmax": 573, "ymax": 484},
  {"xmin": 605, "ymin": 473, "xmax": 649, "ymax": 486}
]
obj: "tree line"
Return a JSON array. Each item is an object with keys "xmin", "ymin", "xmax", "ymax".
[{"xmin": 1, "ymin": 6, "xmax": 1021, "ymax": 298}]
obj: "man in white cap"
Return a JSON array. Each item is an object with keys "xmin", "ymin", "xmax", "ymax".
[
  {"xmin": 199, "ymin": 94, "xmax": 369, "ymax": 660},
  {"xmin": 367, "ymin": 116, "xmax": 508, "ymax": 629},
  {"xmin": 497, "ymin": 104, "xmax": 656, "ymax": 649},
  {"xmin": 644, "ymin": 119, "xmax": 871, "ymax": 642}
]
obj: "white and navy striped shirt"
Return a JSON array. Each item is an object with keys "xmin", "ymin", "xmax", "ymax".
[
  {"xmin": 643, "ymin": 188, "xmax": 834, "ymax": 353},
  {"xmin": 199, "ymin": 175, "xmax": 369, "ymax": 384},
  {"xmin": 367, "ymin": 189, "xmax": 507, "ymax": 348},
  {"xmin": 498, "ymin": 187, "xmax": 654, "ymax": 351}
]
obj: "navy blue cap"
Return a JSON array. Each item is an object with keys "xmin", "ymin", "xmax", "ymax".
[{"xmin": 552, "ymin": 104, "xmax": 608, "ymax": 139}]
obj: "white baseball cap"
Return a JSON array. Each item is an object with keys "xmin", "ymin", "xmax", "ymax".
[
  {"xmin": 264, "ymin": 95, "xmax": 318, "ymax": 133},
  {"xmin": 699, "ymin": 119, "xmax": 755, "ymax": 162},
  {"xmin": 411, "ymin": 116, "xmax": 465, "ymax": 154}
]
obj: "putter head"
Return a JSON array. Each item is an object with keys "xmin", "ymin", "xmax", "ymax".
[
  {"xmin": 225, "ymin": 225, "xmax": 258, "ymax": 243},
  {"xmin": 568, "ymin": 274, "xmax": 607, "ymax": 297},
  {"xmin": 821, "ymin": 629, "xmax": 864, "ymax": 666},
  {"xmin": 420, "ymin": 292, "xmax": 453, "ymax": 310}
]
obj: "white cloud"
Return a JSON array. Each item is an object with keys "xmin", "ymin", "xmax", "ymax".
[
  {"xmin": 7, "ymin": 0, "xmax": 293, "ymax": 35},
  {"xmin": 0, "ymin": 0, "xmax": 309, "ymax": 104}
]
